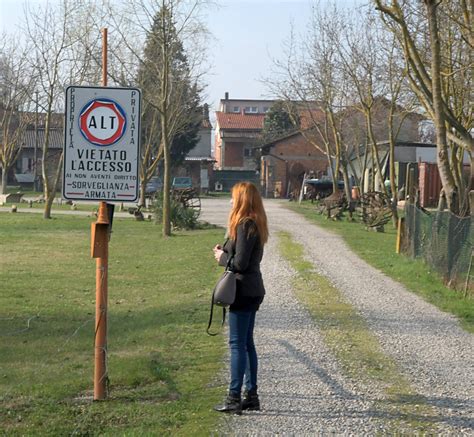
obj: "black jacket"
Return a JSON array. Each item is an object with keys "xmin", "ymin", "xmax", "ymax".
[{"xmin": 219, "ymin": 219, "xmax": 265, "ymax": 311}]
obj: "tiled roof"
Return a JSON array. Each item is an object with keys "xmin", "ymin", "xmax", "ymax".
[
  {"xmin": 20, "ymin": 128, "xmax": 64, "ymax": 149},
  {"xmin": 185, "ymin": 156, "xmax": 216, "ymax": 162},
  {"xmin": 215, "ymin": 112, "xmax": 265, "ymax": 130},
  {"xmin": 298, "ymin": 109, "xmax": 325, "ymax": 129}
]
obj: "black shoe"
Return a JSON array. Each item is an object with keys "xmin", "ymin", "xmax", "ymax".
[
  {"xmin": 214, "ymin": 394, "xmax": 242, "ymax": 415},
  {"xmin": 242, "ymin": 390, "xmax": 260, "ymax": 411}
]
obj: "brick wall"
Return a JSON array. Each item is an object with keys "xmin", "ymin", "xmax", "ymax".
[
  {"xmin": 263, "ymin": 133, "xmax": 328, "ymax": 197},
  {"xmin": 224, "ymin": 142, "xmax": 244, "ymax": 168}
]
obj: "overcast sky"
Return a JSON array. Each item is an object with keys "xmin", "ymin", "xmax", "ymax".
[{"xmin": 0, "ymin": 0, "xmax": 366, "ymax": 115}]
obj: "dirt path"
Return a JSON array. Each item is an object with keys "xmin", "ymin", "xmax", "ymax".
[{"xmin": 201, "ymin": 198, "xmax": 474, "ymax": 434}]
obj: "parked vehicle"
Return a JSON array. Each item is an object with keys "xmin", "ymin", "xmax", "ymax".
[
  {"xmin": 304, "ymin": 178, "xmax": 344, "ymax": 200},
  {"xmin": 145, "ymin": 176, "xmax": 163, "ymax": 195},
  {"xmin": 172, "ymin": 177, "xmax": 192, "ymax": 189}
]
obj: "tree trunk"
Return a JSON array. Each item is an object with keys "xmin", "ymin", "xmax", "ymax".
[
  {"xmin": 43, "ymin": 152, "xmax": 63, "ymax": 219},
  {"xmin": 1, "ymin": 168, "xmax": 8, "ymax": 194},
  {"xmin": 340, "ymin": 159, "xmax": 353, "ymax": 220},
  {"xmin": 326, "ymin": 110, "xmax": 340, "ymax": 194},
  {"xmin": 162, "ymin": 109, "xmax": 171, "ymax": 236},
  {"xmin": 43, "ymin": 194, "xmax": 54, "ymax": 219},
  {"xmin": 327, "ymin": 148, "xmax": 337, "ymax": 193},
  {"xmin": 42, "ymin": 93, "xmax": 54, "ymax": 219},
  {"xmin": 139, "ymin": 181, "xmax": 147, "ymax": 208},
  {"xmin": 388, "ymin": 109, "xmax": 399, "ymax": 225},
  {"xmin": 162, "ymin": 140, "xmax": 171, "ymax": 236},
  {"xmin": 366, "ymin": 112, "xmax": 388, "ymax": 196},
  {"xmin": 425, "ymin": 0, "xmax": 458, "ymax": 213}
]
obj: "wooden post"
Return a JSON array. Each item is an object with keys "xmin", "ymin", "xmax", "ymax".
[
  {"xmin": 92, "ymin": 28, "xmax": 110, "ymax": 401},
  {"xmin": 92, "ymin": 203, "xmax": 109, "ymax": 400},
  {"xmin": 396, "ymin": 216, "xmax": 405, "ymax": 254}
]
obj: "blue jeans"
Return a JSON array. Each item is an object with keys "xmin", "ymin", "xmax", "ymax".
[{"xmin": 228, "ymin": 310, "xmax": 258, "ymax": 397}]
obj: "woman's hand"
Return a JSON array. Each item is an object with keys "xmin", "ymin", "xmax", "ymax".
[{"xmin": 213, "ymin": 244, "xmax": 224, "ymax": 263}]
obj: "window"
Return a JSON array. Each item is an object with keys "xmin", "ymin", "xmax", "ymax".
[
  {"xmin": 244, "ymin": 106, "xmax": 258, "ymax": 113},
  {"xmin": 244, "ymin": 147, "xmax": 254, "ymax": 157},
  {"xmin": 263, "ymin": 106, "xmax": 269, "ymax": 113},
  {"xmin": 232, "ymin": 106, "xmax": 240, "ymax": 113}
]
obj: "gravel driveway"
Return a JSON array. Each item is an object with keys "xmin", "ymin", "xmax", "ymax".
[{"xmin": 201, "ymin": 198, "xmax": 474, "ymax": 435}]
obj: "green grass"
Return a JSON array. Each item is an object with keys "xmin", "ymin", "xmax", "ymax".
[
  {"xmin": 0, "ymin": 213, "xmax": 226, "ymax": 435},
  {"xmin": 278, "ymin": 231, "xmax": 440, "ymax": 433},
  {"xmin": 5, "ymin": 186, "xmax": 39, "ymax": 195},
  {"xmin": 287, "ymin": 201, "xmax": 474, "ymax": 333},
  {"xmin": 1, "ymin": 201, "xmax": 103, "ymax": 212}
]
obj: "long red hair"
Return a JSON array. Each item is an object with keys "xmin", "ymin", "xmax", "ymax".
[{"xmin": 228, "ymin": 182, "xmax": 269, "ymax": 244}]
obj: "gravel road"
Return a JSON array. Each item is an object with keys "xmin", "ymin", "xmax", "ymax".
[{"xmin": 201, "ymin": 198, "xmax": 474, "ymax": 435}]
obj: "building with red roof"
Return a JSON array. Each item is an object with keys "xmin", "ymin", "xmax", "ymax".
[{"xmin": 214, "ymin": 92, "xmax": 274, "ymax": 170}]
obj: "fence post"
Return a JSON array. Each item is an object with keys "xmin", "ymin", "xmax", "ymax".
[
  {"xmin": 407, "ymin": 165, "xmax": 418, "ymax": 257},
  {"xmin": 396, "ymin": 217, "xmax": 405, "ymax": 254}
]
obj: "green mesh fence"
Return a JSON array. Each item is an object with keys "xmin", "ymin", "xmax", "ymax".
[{"xmin": 403, "ymin": 204, "xmax": 473, "ymax": 293}]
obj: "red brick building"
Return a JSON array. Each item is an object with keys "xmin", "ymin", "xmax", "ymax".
[
  {"xmin": 214, "ymin": 94, "xmax": 273, "ymax": 170},
  {"xmin": 260, "ymin": 131, "xmax": 328, "ymax": 198}
]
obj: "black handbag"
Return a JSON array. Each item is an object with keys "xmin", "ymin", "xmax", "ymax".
[{"xmin": 207, "ymin": 251, "xmax": 236, "ymax": 335}]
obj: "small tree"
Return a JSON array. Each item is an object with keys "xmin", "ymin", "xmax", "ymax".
[
  {"xmin": 24, "ymin": 0, "xmax": 100, "ymax": 218},
  {"xmin": 114, "ymin": 0, "xmax": 209, "ymax": 235},
  {"xmin": 0, "ymin": 36, "xmax": 33, "ymax": 194},
  {"xmin": 261, "ymin": 100, "xmax": 300, "ymax": 143}
]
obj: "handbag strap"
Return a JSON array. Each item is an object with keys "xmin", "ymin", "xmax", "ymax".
[
  {"xmin": 225, "ymin": 241, "xmax": 235, "ymax": 272},
  {"xmin": 206, "ymin": 289, "xmax": 227, "ymax": 336},
  {"xmin": 206, "ymin": 242, "xmax": 234, "ymax": 336}
]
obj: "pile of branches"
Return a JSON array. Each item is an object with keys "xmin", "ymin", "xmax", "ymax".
[
  {"xmin": 316, "ymin": 191, "xmax": 347, "ymax": 220},
  {"xmin": 358, "ymin": 191, "xmax": 392, "ymax": 231}
]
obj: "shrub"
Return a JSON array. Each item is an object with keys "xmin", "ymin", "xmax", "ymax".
[{"xmin": 152, "ymin": 194, "xmax": 199, "ymax": 230}]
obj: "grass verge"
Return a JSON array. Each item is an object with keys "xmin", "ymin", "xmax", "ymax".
[
  {"xmin": 278, "ymin": 231, "xmax": 442, "ymax": 433},
  {"xmin": 0, "ymin": 213, "xmax": 226, "ymax": 435},
  {"xmin": 287, "ymin": 201, "xmax": 474, "ymax": 333}
]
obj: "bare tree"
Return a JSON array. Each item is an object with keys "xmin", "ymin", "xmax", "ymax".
[
  {"xmin": 337, "ymin": 7, "xmax": 420, "ymax": 223},
  {"xmin": 335, "ymin": 8, "xmax": 393, "ymax": 201},
  {"xmin": 269, "ymin": 7, "xmax": 353, "ymax": 201},
  {"xmin": 381, "ymin": 34, "xmax": 413, "ymax": 222},
  {"xmin": 375, "ymin": 0, "xmax": 474, "ymax": 214},
  {"xmin": 0, "ymin": 35, "xmax": 34, "ymax": 194},
  {"xmin": 108, "ymin": 0, "xmax": 209, "ymax": 236},
  {"xmin": 24, "ymin": 0, "xmax": 101, "ymax": 218}
]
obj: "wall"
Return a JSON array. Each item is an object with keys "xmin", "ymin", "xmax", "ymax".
[
  {"xmin": 341, "ymin": 100, "xmax": 423, "ymax": 146},
  {"xmin": 224, "ymin": 142, "xmax": 244, "ymax": 168},
  {"xmin": 262, "ymin": 134, "xmax": 328, "ymax": 198},
  {"xmin": 214, "ymin": 129, "xmax": 223, "ymax": 168},
  {"xmin": 188, "ymin": 128, "xmax": 212, "ymax": 158},
  {"xmin": 418, "ymin": 162, "xmax": 442, "ymax": 208},
  {"xmin": 219, "ymin": 99, "xmax": 274, "ymax": 114}
]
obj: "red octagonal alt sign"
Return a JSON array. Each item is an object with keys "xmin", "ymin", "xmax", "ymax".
[{"xmin": 79, "ymin": 98, "xmax": 127, "ymax": 146}]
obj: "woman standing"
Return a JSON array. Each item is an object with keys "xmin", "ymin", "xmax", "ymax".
[{"xmin": 213, "ymin": 182, "xmax": 269, "ymax": 415}]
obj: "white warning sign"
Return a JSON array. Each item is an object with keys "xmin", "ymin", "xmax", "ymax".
[{"xmin": 63, "ymin": 86, "xmax": 141, "ymax": 202}]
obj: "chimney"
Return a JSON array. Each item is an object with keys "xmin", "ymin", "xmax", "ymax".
[
  {"xmin": 224, "ymin": 91, "xmax": 229, "ymax": 100},
  {"xmin": 202, "ymin": 103, "xmax": 209, "ymax": 120},
  {"xmin": 202, "ymin": 103, "xmax": 210, "ymax": 123}
]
